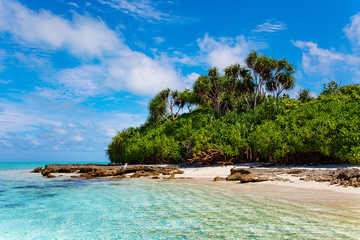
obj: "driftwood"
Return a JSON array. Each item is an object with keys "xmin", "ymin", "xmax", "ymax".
[{"xmin": 189, "ymin": 145, "xmax": 233, "ymax": 166}]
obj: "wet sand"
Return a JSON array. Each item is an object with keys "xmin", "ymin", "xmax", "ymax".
[{"xmin": 176, "ymin": 165, "xmax": 360, "ymax": 212}]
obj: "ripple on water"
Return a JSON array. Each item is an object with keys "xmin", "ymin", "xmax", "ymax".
[{"xmin": 0, "ymin": 177, "xmax": 359, "ymax": 239}]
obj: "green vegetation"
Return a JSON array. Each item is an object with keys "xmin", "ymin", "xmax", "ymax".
[{"xmin": 107, "ymin": 51, "xmax": 360, "ymax": 165}]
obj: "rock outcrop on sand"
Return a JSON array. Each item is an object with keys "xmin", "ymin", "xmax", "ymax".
[
  {"xmin": 31, "ymin": 167, "xmax": 43, "ymax": 173},
  {"xmin": 226, "ymin": 168, "xmax": 269, "ymax": 183},
  {"xmin": 33, "ymin": 164, "xmax": 181, "ymax": 179},
  {"xmin": 225, "ymin": 167, "xmax": 360, "ymax": 187},
  {"xmin": 32, "ymin": 164, "xmax": 360, "ymax": 187}
]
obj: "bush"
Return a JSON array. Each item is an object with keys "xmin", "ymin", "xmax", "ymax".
[{"xmin": 107, "ymin": 84, "xmax": 360, "ymax": 165}]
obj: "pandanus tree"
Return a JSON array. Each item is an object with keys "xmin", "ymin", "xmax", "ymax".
[
  {"xmin": 193, "ymin": 67, "xmax": 231, "ymax": 115},
  {"xmin": 245, "ymin": 51, "xmax": 270, "ymax": 109},
  {"xmin": 148, "ymin": 88, "xmax": 186, "ymax": 120},
  {"xmin": 179, "ymin": 88, "xmax": 197, "ymax": 112},
  {"xmin": 265, "ymin": 58, "xmax": 296, "ymax": 99},
  {"xmin": 224, "ymin": 63, "xmax": 255, "ymax": 110},
  {"xmin": 245, "ymin": 51, "xmax": 296, "ymax": 109},
  {"xmin": 297, "ymin": 89, "xmax": 314, "ymax": 103}
]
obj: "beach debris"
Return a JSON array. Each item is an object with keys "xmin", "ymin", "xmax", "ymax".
[
  {"xmin": 166, "ymin": 173, "xmax": 176, "ymax": 179},
  {"xmin": 189, "ymin": 145, "xmax": 233, "ymax": 166},
  {"xmin": 164, "ymin": 170, "xmax": 185, "ymax": 179}
]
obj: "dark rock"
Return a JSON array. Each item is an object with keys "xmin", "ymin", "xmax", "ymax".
[
  {"xmin": 47, "ymin": 174, "xmax": 56, "ymax": 178},
  {"xmin": 226, "ymin": 172, "xmax": 243, "ymax": 181},
  {"xmin": 337, "ymin": 168, "xmax": 360, "ymax": 180},
  {"xmin": 227, "ymin": 168, "xmax": 256, "ymax": 181},
  {"xmin": 31, "ymin": 167, "xmax": 43, "ymax": 173},
  {"xmin": 131, "ymin": 170, "xmax": 158, "ymax": 178},
  {"xmin": 239, "ymin": 174, "xmax": 268, "ymax": 183},
  {"xmin": 71, "ymin": 175, "xmax": 82, "ymax": 178},
  {"xmin": 40, "ymin": 169, "xmax": 51, "ymax": 176},
  {"xmin": 39, "ymin": 164, "xmax": 180, "ymax": 178},
  {"xmin": 230, "ymin": 168, "xmax": 251, "ymax": 175},
  {"xmin": 213, "ymin": 176, "xmax": 226, "ymax": 181},
  {"xmin": 112, "ymin": 174, "xmax": 126, "ymax": 179},
  {"xmin": 288, "ymin": 170, "xmax": 303, "ymax": 174}
]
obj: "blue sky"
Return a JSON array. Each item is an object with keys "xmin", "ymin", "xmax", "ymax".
[{"xmin": 1, "ymin": 0, "xmax": 360, "ymax": 162}]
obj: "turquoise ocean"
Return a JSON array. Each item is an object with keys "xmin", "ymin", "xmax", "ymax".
[{"xmin": 0, "ymin": 162, "xmax": 359, "ymax": 239}]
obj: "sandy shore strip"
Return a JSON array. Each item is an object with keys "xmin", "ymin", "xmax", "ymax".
[
  {"xmin": 35, "ymin": 163, "xmax": 360, "ymax": 211},
  {"xmin": 176, "ymin": 165, "xmax": 360, "ymax": 211}
]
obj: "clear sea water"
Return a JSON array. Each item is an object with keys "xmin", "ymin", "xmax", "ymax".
[{"xmin": 0, "ymin": 162, "xmax": 359, "ymax": 239}]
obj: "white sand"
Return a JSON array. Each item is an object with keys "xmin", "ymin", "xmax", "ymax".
[{"xmin": 178, "ymin": 165, "xmax": 360, "ymax": 211}]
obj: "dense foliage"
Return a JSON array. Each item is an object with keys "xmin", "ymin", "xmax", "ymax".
[{"xmin": 107, "ymin": 52, "xmax": 360, "ymax": 165}]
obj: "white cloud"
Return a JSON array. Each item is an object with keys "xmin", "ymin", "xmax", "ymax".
[
  {"xmin": 293, "ymin": 12, "xmax": 360, "ymax": 87},
  {"xmin": 253, "ymin": 20, "xmax": 287, "ymax": 33},
  {"xmin": 0, "ymin": 79, "xmax": 12, "ymax": 84},
  {"xmin": 0, "ymin": 49, "xmax": 7, "ymax": 72},
  {"xmin": 0, "ymin": 102, "xmax": 62, "ymax": 134},
  {"xmin": 154, "ymin": 36, "xmax": 165, "ymax": 44},
  {"xmin": 53, "ymin": 128, "xmax": 68, "ymax": 135},
  {"xmin": 106, "ymin": 53, "xmax": 182, "ymax": 95},
  {"xmin": 344, "ymin": 12, "xmax": 360, "ymax": 49},
  {"xmin": 71, "ymin": 135, "xmax": 84, "ymax": 142},
  {"xmin": 30, "ymin": 140, "xmax": 42, "ymax": 146},
  {"xmin": 57, "ymin": 65, "xmax": 107, "ymax": 97},
  {"xmin": 183, "ymin": 72, "xmax": 200, "ymax": 88},
  {"xmin": 0, "ymin": 0, "xmax": 183, "ymax": 97},
  {"xmin": 98, "ymin": 0, "xmax": 175, "ymax": 22},
  {"xmin": 292, "ymin": 40, "xmax": 360, "ymax": 82},
  {"xmin": 169, "ymin": 51, "xmax": 199, "ymax": 66},
  {"xmin": 69, "ymin": 2, "xmax": 80, "ymax": 8},
  {"xmin": 0, "ymin": 0, "xmax": 121, "ymax": 57},
  {"xmin": 197, "ymin": 33, "xmax": 261, "ymax": 70},
  {"xmin": 0, "ymin": 97, "xmax": 146, "ymax": 153}
]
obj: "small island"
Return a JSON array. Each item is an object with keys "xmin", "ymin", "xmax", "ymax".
[
  {"xmin": 32, "ymin": 52, "xmax": 360, "ymax": 205},
  {"xmin": 106, "ymin": 52, "xmax": 360, "ymax": 168}
]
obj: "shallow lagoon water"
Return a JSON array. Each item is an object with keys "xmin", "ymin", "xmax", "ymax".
[{"xmin": 0, "ymin": 163, "xmax": 359, "ymax": 239}]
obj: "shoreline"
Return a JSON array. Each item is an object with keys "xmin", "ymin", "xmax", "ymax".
[
  {"xmin": 175, "ymin": 177, "xmax": 360, "ymax": 212},
  {"xmin": 31, "ymin": 163, "xmax": 360, "ymax": 211},
  {"xmin": 174, "ymin": 165, "xmax": 360, "ymax": 211}
]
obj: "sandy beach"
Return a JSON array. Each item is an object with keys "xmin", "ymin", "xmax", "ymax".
[{"xmin": 176, "ymin": 165, "xmax": 360, "ymax": 211}]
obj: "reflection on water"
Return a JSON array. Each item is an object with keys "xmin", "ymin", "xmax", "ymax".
[{"xmin": 0, "ymin": 164, "xmax": 359, "ymax": 239}]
